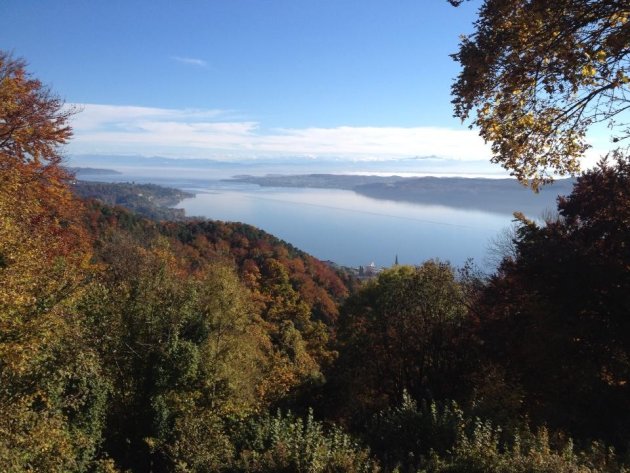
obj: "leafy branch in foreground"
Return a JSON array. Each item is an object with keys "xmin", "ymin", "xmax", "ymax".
[{"xmin": 450, "ymin": 0, "xmax": 629, "ymax": 188}]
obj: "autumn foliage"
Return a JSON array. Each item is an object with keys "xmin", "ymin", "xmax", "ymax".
[
  {"xmin": 0, "ymin": 52, "xmax": 104, "ymax": 471},
  {"xmin": 451, "ymin": 0, "xmax": 630, "ymax": 187},
  {"xmin": 3, "ymin": 49, "xmax": 630, "ymax": 472}
]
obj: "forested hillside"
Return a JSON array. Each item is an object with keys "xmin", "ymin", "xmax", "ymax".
[
  {"xmin": 72, "ymin": 181, "xmax": 193, "ymax": 221},
  {"xmin": 2, "ymin": 1, "xmax": 630, "ymax": 469},
  {"xmin": 7, "ymin": 144, "xmax": 630, "ymax": 471}
]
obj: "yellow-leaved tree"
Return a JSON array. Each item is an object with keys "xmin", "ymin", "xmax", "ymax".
[
  {"xmin": 450, "ymin": 0, "xmax": 629, "ymax": 188},
  {"xmin": 0, "ymin": 51, "xmax": 109, "ymax": 472}
]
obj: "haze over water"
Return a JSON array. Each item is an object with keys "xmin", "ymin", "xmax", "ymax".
[
  {"xmin": 77, "ymin": 164, "xmax": 524, "ymax": 270},
  {"xmin": 175, "ymin": 182, "xmax": 510, "ymax": 269}
]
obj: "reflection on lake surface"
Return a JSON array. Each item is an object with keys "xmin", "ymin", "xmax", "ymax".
[{"xmin": 175, "ymin": 182, "xmax": 511, "ymax": 270}]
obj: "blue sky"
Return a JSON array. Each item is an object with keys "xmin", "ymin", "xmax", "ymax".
[{"xmin": 1, "ymin": 1, "xmax": 500, "ymax": 162}]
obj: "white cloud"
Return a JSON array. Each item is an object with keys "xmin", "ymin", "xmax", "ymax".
[
  {"xmin": 257, "ymin": 126, "xmax": 490, "ymax": 159},
  {"xmin": 68, "ymin": 104, "xmax": 228, "ymax": 130},
  {"xmin": 171, "ymin": 56, "xmax": 208, "ymax": 67},
  {"xmin": 67, "ymin": 103, "xmax": 493, "ymax": 161}
]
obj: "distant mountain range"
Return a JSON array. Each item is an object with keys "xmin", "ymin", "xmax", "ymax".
[
  {"xmin": 66, "ymin": 155, "xmax": 572, "ymax": 216},
  {"xmin": 67, "ymin": 154, "xmax": 505, "ymax": 177}
]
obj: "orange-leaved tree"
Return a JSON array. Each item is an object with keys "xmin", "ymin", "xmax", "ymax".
[{"xmin": 0, "ymin": 52, "xmax": 108, "ymax": 472}]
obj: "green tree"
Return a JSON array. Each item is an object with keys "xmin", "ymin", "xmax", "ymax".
[
  {"xmin": 332, "ymin": 262, "xmax": 470, "ymax": 420},
  {"xmin": 368, "ymin": 393, "xmax": 623, "ymax": 473},
  {"xmin": 475, "ymin": 154, "xmax": 630, "ymax": 448},
  {"xmin": 81, "ymin": 234, "xmax": 270, "ymax": 472},
  {"xmin": 450, "ymin": 0, "xmax": 630, "ymax": 187},
  {"xmin": 232, "ymin": 409, "xmax": 379, "ymax": 473}
]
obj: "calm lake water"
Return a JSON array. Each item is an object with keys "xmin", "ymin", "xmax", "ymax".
[
  {"xmin": 174, "ymin": 181, "xmax": 511, "ymax": 270},
  {"xmin": 76, "ymin": 168, "xmax": 517, "ymax": 270}
]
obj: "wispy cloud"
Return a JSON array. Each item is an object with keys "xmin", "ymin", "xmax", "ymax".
[
  {"xmin": 69, "ymin": 104, "xmax": 227, "ymax": 131},
  {"xmin": 67, "ymin": 103, "xmax": 493, "ymax": 161},
  {"xmin": 170, "ymin": 56, "xmax": 208, "ymax": 67}
]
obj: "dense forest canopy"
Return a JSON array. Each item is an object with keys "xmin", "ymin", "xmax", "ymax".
[
  {"xmin": 72, "ymin": 181, "xmax": 193, "ymax": 221},
  {"xmin": 2, "ymin": 3, "xmax": 630, "ymax": 468}
]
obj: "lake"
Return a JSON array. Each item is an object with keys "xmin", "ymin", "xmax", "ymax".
[
  {"xmin": 74, "ymin": 167, "xmax": 526, "ymax": 270},
  {"xmin": 174, "ymin": 180, "xmax": 512, "ymax": 270}
]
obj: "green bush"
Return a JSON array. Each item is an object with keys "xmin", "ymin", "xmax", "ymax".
[
  {"xmin": 231, "ymin": 409, "xmax": 379, "ymax": 473},
  {"xmin": 367, "ymin": 393, "xmax": 626, "ymax": 473}
]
